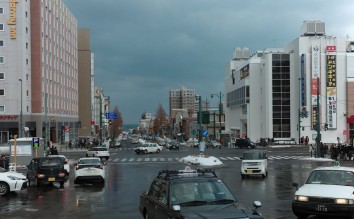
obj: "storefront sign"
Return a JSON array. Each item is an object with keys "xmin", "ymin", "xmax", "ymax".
[{"xmin": 0, "ymin": 115, "xmax": 18, "ymax": 120}]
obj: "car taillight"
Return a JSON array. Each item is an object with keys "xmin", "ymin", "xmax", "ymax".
[
  {"xmin": 58, "ymin": 172, "xmax": 66, "ymax": 177},
  {"xmin": 75, "ymin": 166, "xmax": 79, "ymax": 170},
  {"xmin": 37, "ymin": 174, "xmax": 45, "ymax": 178},
  {"xmin": 64, "ymin": 161, "xmax": 68, "ymax": 164}
]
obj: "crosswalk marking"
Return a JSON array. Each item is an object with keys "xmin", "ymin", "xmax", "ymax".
[{"xmin": 107, "ymin": 155, "xmax": 306, "ymax": 163}]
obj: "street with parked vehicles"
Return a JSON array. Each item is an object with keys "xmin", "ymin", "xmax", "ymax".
[{"xmin": 1, "ymin": 138, "xmax": 354, "ymax": 218}]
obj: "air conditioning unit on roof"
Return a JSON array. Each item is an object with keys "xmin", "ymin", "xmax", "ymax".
[{"xmin": 301, "ymin": 20, "xmax": 325, "ymax": 36}]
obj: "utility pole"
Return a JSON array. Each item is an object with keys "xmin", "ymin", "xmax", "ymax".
[
  {"xmin": 18, "ymin": 79, "xmax": 23, "ymax": 138},
  {"xmin": 316, "ymin": 77, "xmax": 321, "ymax": 157},
  {"xmin": 99, "ymin": 93, "xmax": 103, "ymax": 144},
  {"xmin": 198, "ymin": 95, "xmax": 202, "ymax": 143},
  {"xmin": 211, "ymin": 92, "xmax": 224, "ymax": 141}
]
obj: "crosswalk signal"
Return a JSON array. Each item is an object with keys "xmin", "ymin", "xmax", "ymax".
[{"xmin": 109, "ymin": 120, "xmax": 112, "ymax": 125}]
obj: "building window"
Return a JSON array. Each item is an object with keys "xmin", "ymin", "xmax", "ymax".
[
  {"xmin": 0, "ymin": 105, "xmax": 4, "ymax": 112},
  {"xmin": 0, "ymin": 40, "xmax": 3, "ymax": 47},
  {"xmin": 0, "ymin": 8, "xmax": 3, "ymax": 14},
  {"xmin": 0, "ymin": 57, "xmax": 4, "ymax": 64},
  {"xmin": 272, "ymin": 53, "xmax": 291, "ymax": 138},
  {"xmin": 26, "ymin": 90, "xmax": 29, "ymax": 96},
  {"xmin": 0, "ymin": 24, "xmax": 3, "ymax": 31},
  {"xmin": 0, "ymin": 73, "xmax": 4, "ymax": 79},
  {"xmin": 27, "ymin": 106, "xmax": 29, "ymax": 112},
  {"xmin": 0, "ymin": 89, "xmax": 4, "ymax": 96}
]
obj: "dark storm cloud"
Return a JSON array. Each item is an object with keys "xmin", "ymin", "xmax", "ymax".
[{"xmin": 62, "ymin": 0, "xmax": 354, "ymax": 124}]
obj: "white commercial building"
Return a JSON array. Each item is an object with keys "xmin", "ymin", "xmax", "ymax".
[{"xmin": 225, "ymin": 21, "xmax": 354, "ymax": 144}]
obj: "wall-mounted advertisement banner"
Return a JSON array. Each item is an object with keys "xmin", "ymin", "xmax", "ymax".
[
  {"xmin": 326, "ymin": 46, "xmax": 337, "ymax": 129},
  {"xmin": 301, "ymin": 54, "xmax": 306, "ymax": 107},
  {"xmin": 240, "ymin": 64, "xmax": 249, "ymax": 79},
  {"xmin": 326, "ymin": 87, "xmax": 337, "ymax": 129},
  {"xmin": 311, "ymin": 45, "xmax": 321, "ymax": 130},
  {"xmin": 326, "ymin": 55, "xmax": 336, "ymax": 87}
]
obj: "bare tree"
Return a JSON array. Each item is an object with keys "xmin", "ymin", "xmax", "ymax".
[
  {"xmin": 153, "ymin": 104, "xmax": 169, "ymax": 136},
  {"xmin": 110, "ymin": 105, "xmax": 123, "ymax": 140}
]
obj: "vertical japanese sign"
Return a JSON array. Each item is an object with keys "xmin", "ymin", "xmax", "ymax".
[
  {"xmin": 326, "ymin": 46, "xmax": 337, "ymax": 129},
  {"xmin": 301, "ymin": 54, "xmax": 306, "ymax": 107},
  {"xmin": 311, "ymin": 45, "xmax": 321, "ymax": 129}
]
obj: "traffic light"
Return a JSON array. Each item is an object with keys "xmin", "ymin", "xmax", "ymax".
[{"xmin": 109, "ymin": 120, "xmax": 112, "ymax": 125}]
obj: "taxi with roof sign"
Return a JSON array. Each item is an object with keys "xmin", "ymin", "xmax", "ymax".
[
  {"xmin": 292, "ymin": 162, "xmax": 354, "ymax": 218},
  {"xmin": 139, "ymin": 166, "xmax": 263, "ymax": 219}
]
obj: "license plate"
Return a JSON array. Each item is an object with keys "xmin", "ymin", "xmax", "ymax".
[
  {"xmin": 246, "ymin": 170, "xmax": 253, "ymax": 174},
  {"xmin": 48, "ymin": 177, "xmax": 55, "ymax": 182},
  {"xmin": 316, "ymin": 205, "xmax": 327, "ymax": 212}
]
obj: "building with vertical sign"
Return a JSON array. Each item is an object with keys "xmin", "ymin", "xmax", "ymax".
[
  {"xmin": 225, "ymin": 20, "xmax": 354, "ymax": 144},
  {"xmin": 0, "ymin": 0, "xmax": 79, "ymax": 144}
]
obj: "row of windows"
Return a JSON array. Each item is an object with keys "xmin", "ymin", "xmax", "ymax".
[
  {"xmin": 226, "ymin": 86, "xmax": 249, "ymax": 108},
  {"xmin": 0, "ymin": 105, "xmax": 30, "ymax": 113},
  {"xmin": 272, "ymin": 54, "xmax": 291, "ymax": 138}
]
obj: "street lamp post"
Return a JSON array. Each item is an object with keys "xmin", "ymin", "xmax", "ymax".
[
  {"xmin": 18, "ymin": 79, "xmax": 23, "ymax": 138},
  {"xmin": 211, "ymin": 92, "xmax": 224, "ymax": 141}
]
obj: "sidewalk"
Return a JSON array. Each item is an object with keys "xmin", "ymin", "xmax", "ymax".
[{"xmin": 53, "ymin": 143, "xmax": 88, "ymax": 153}]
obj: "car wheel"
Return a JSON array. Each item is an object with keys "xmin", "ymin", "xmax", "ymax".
[
  {"xmin": 0, "ymin": 182, "xmax": 10, "ymax": 197},
  {"xmin": 59, "ymin": 181, "xmax": 64, "ymax": 188},
  {"xmin": 262, "ymin": 172, "xmax": 267, "ymax": 178},
  {"xmin": 27, "ymin": 174, "xmax": 31, "ymax": 186},
  {"xmin": 241, "ymin": 174, "xmax": 245, "ymax": 179},
  {"xmin": 156, "ymin": 149, "xmax": 160, "ymax": 153},
  {"xmin": 144, "ymin": 150, "xmax": 148, "ymax": 154},
  {"xmin": 86, "ymin": 154, "xmax": 88, "ymax": 157},
  {"xmin": 144, "ymin": 210, "xmax": 149, "ymax": 219}
]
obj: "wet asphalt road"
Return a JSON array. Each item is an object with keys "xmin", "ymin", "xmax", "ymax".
[{"xmin": 0, "ymin": 143, "xmax": 346, "ymax": 219}]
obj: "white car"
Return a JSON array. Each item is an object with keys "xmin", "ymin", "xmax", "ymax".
[
  {"xmin": 86, "ymin": 146, "xmax": 110, "ymax": 160},
  {"xmin": 0, "ymin": 171, "xmax": 28, "ymax": 197},
  {"xmin": 49, "ymin": 155, "xmax": 70, "ymax": 173},
  {"xmin": 134, "ymin": 143, "xmax": 163, "ymax": 154},
  {"xmin": 74, "ymin": 157, "xmax": 105, "ymax": 185},
  {"xmin": 292, "ymin": 165, "xmax": 354, "ymax": 218},
  {"xmin": 240, "ymin": 150, "xmax": 268, "ymax": 178}
]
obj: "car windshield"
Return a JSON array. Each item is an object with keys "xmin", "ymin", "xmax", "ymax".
[
  {"xmin": 78, "ymin": 158, "xmax": 100, "ymax": 165},
  {"xmin": 170, "ymin": 180, "xmax": 236, "ymax": 206},
  {"xmin": 243, "ymin": 151, "xmax": 265, "ymax": 160},
  {"xmin": 306, "ymin": 170, "xmax": 354, "ymax": 186},
  {"xmin": 39, "ymin": 158, "xmax": 62, "ymax": 167},
  {"xmin": 95, "ymin": 147, "xmax": 107, "ymax": 151}
]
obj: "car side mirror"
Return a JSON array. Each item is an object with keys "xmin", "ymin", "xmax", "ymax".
[
  {"xmin": 292, "ymin": 182, "xmax": 298, "ymax": 190},
  {"xmin": 240, "ymin": 157, "xmax": 243, "ymax": 160}
]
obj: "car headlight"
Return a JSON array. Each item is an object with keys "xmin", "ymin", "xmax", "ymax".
[
  {"xmin": 294, "ymin": 195, "xmax": 308, "ymax": 202},
  {"xmin": 7, "ymin": 175, "xmax": 24, "ymax": 181},
  {"xmin": 335, "ymin": 198, "xmax": 354, "ymax": 205}
]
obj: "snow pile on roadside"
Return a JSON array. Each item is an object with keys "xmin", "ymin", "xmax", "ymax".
[
  {"xmin": 180, "ymin": 155, "xmax": 224, "ymax": 167},
  {"xmin": 300, "ymin": 157, "xmax": 333, "ymax": 162}
]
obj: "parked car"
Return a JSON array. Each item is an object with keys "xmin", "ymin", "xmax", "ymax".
[
  {"xmin": 0, "ymin": 171, "xmax": 28, "ymax": 197},
  {"xmin": 134, "ymin": 143, "xmax": 163, "ymax": 154},
  {"xmin": 206, "ymin": 140, "xmax": 222, "ymax": 149},
  {"xmin": 235, "ymin": 138, "xmax": 256, "ymax": 149},
  {"xmin": 166, "ymin": 140, "xmax": 179, "ymax": 150},
  {"xmin": 86, "ymin": 146, "xmax": 110, "ymax": 160},
  {"xmin": 186, "ymin": 138, "xmax": 199, "ymax": 148},
  {"xmin": 240, "ymin": 150, "xmax": 268, "ymax": 178},
  {"xmin": 49, "ymin": 155, "xmax": 70, "ymax": 174},
  {"xmin": 74, "ymin": 157, "xmax": 105, "ymax": 185},
  {"xmin": 26, "ymin": 157, "xmax": 69, "ymax": 187},
  {"xmin": 139, "ymin": 166, "xmax": 263, "ymax": 219},
  {"xmin": 292, "ymin": 165, "xmax": 354, "ymax": 218},
  {"xmin": 158, "ymin": 139, "xmax": 167, "ymax": 147}
]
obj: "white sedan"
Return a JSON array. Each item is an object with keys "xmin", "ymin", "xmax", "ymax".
[
  {"xmin": 0, "ymin": 171, "xmax": 28, "ymax": 197},
  {"xmin": 74, "ymin": 157, "xmax": 105, "ymax": 185},
  {"xmin": 134, "ymin": 143, "xmax": 163, "ymax": 154},
  {"xmin": 86, "ymin": 146, "xmax": 110, "ymax": 160}
]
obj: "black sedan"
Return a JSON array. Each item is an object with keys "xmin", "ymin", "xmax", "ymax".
[{"xmin": 139, "ymin": 166, "xmax": 263, "ymax": 219}]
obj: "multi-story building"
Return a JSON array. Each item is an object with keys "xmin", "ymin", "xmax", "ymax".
[
  {"xmin": 0, "ymin": 0, "xmax": 79, "ymax": 144},
  {"xmin": 225, "ymin": 20, "xmax": 354, "ymax": 144},
  {"xmin": 169, "ymin": 86, "xmax": 196, "ymax": 117}
]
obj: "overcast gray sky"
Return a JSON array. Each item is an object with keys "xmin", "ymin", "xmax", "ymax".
[{"xmin": 62, "ymin": 0, "xmax": 354, "ymax": 124}]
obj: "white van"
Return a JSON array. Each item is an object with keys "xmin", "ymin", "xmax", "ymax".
[{"xmin": 240, "ymin": 150, "xmax": 268, "ymax": 178}]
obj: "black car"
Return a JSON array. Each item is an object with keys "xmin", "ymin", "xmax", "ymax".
[
  {"xmin": 139, "ymin": 166, "xmax": 263, "ymax": 219},
  {"xmin": 166, "ymin": 140, "xmax": 179, "ymax": 150},
  {"xmin": 26, "ymin": 157, "xmax": 69, "ymax": 187},
  {"xmin": 235, "ymin": 138, "xmax": 256, "ymax": 149}
]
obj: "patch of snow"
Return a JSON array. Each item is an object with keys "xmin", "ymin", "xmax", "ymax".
[{"xmin": 181, "ymin": 155, "xmax": 224, "ymax": 167}]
